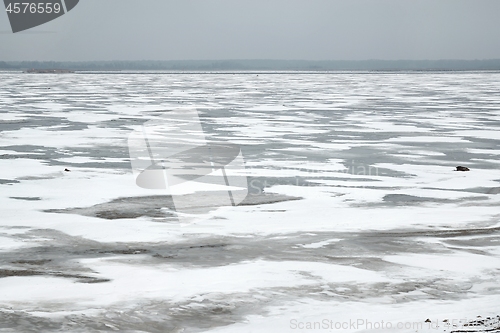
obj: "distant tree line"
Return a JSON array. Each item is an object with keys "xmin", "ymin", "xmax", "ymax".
[{"xmin": 1, "ymin": 59, "xmax": 500, "ymax": 71}]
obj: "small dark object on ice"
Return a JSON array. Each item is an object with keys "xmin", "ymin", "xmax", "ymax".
[
  {"xmin": 425, "ymin": 319, "xmax": 431, "ymax": 323},
  {"xmin": 455, "ymin": 166, "xmax": 470, "ymax": 171},
  {"xmin": 64, "ymin": 168, "xmax": 71, "ymax": 172}
]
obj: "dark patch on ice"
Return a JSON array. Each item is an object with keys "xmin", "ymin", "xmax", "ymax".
[
  {"xmin": 105, "ymin": 248, "xmax": 150, "ymax": 255},
  {"xmin": 0, "ymin": 144, "xmax": 131, "ymax": 170},
  {"xmin": 55, "ymin": 161, "xmax": 131, "ymax": 170},
  {"xmin": 46, "ymin": 195, "xmax": 177, "ymax": 220},
  {"xmin": 10, "ymin": 196, "xmax": 41, "ymax": 201},
  {"xmin": 0, "ymin": 269, "xmax": 110, "ymax": 284},
  {"xmin": 17, "ymin": 173, "xmax": 62, "ymax": 181},
  {"xmin": 0, "ymin": 145, "xmax": 62, "ymax": 161},
  {"xmin": 383, "ymin": 194, "xmax": 455, "ymax": 204},
  {"xmin": 0, "ymin": 294, "xmax": 268, "ymax": 333},
  {"xmin": 0, "ymin": 179, "xmax": 19, "ymax": 185},
  {"xmin": 452, "ymin": 187, "xmax": 500, "ymax": 195},
  {"xmin": 443, "ymin": 235, "xmax": 500, "ymax": 248},
  {"xmin": 0, "ymin": 116, "xmax": 83, "ymax": 132},
  {"xmin": 11, "ymin": 259, "xmax": 51, "ymax": 265},
  {"xmin": 46, "ymin": 122, "xmax": 91, "ymax": 132},
  {"xmin": 0, "ymin": 153, "xmax": 17, "ymax": 160},
  {"xmin": 246, "ymin": 175, "xmax": 379, "ymax": 196},
  {"xmin": 45, "ymin": 192, "xmax": 302, "ymax": 220},
  {"xmin": 354, "ymin": 193, "xmax": 491, "ymax": 208},
  {"xmin": 240, "ymin": 192, "xmax": 302, "ymax": 205},
  {"xmin": 4, "ymin": 223, "xmax": 493, "ymax": 275},
  {"xmin": 99, "ymin": 116, "xmax": 146, "ymax": 131}
]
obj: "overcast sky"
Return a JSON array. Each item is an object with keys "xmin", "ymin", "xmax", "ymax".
[{"xmin": 1, "ymin": 0, "xmax": 500, "ymax": 61}]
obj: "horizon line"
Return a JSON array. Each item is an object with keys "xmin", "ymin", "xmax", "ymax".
[{"xmin": 3, "ymin": 58, "xmax": 500, "ymax": 63}]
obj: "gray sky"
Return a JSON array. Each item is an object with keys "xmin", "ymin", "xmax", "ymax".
[{"xmin": 1, "ymin": 0, "xmax": 500, "ymax": 61}]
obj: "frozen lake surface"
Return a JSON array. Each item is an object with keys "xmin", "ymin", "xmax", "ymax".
[{"xmin": 1, "ymin": 71, "xmax": 500, "ymax": 332}]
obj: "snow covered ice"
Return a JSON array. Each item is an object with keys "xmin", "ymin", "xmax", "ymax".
[{"xmin": 1, "ymin": 71, "xmax": 500, "ymax": 332}]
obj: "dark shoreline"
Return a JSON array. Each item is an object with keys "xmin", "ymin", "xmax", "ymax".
[{"xmin": 2, "ymin": 59, "xmax": 500, "ymax": 72}]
